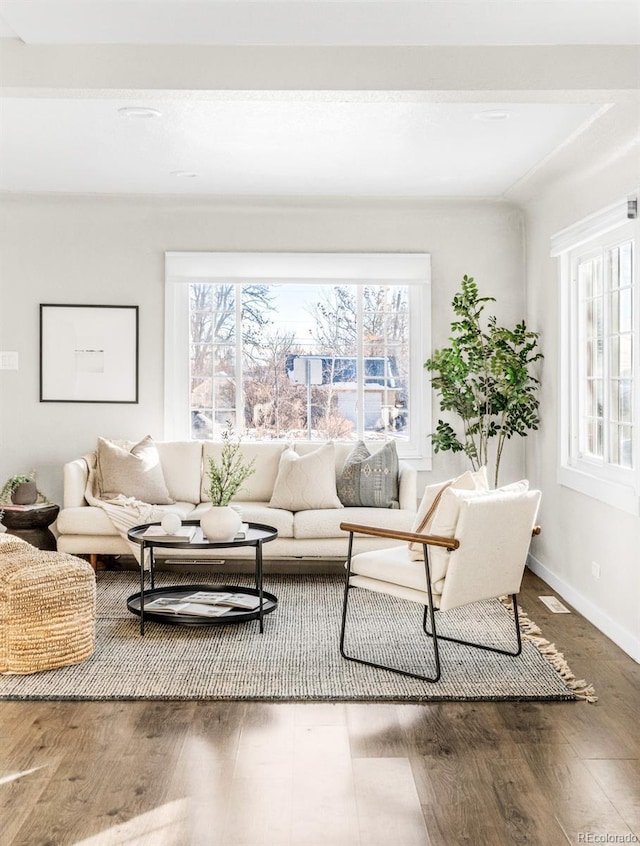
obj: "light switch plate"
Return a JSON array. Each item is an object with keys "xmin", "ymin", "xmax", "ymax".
[{"xmin": 0, "ymin": 351, "xmax": 18, "ymax": 370}]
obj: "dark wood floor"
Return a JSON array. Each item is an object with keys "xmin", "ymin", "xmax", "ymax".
[{"xmin": 0, "ymin": 569, "xmax": 638, "ymax": 846}]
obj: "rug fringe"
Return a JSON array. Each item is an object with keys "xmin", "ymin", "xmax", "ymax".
[{"xmin": 500, "ymin": 597, "xmax": 598, "ymax": 703}]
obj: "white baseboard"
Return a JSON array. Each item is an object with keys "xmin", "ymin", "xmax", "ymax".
[{"xmin": 527, "ymin": 554, "xmax": 640, "ymax": 664}]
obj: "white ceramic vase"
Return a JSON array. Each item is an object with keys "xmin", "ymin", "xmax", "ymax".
[{"xmin": 200, "ymin": 505, "xmax": 242, "ymax": 541}]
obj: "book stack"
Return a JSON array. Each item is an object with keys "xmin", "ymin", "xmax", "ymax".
[
  {"xmin": 140, "ymin": 524, "xmax": 197, "ymax": 543},
  {"xmin": 1, "ymin": 502, "xmax": 53, "ymax": 512}
]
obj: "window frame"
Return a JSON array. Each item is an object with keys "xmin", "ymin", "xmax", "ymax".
[
  {"xmin": 164, "ymin": 252, "xmax": 432, "ymax": 466},
  {"xmin": 553, "ymin": 196, "xmax": 640, "ymax": 514}
]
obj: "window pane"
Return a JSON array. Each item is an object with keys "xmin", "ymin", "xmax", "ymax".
[
  {"xmin": 586, "ymin": 419, "xmax": 603, "ymax": 457},
  {"xmin": 585, "ymin": 301, "xmax": 594, "ymax": 337},
  {"xmin": 619, "ymin": 426, "xmax": 633, "ymax": 469},
  {"xmin": 593, "ymin": 256, "xmax": 603, "ymax": 296},
  {"xmin": 609, "ymin": 245, "xmax": 620, "ymax": 289},
  {"xmin": 215, "ymin": 410, "xmax": 237, "ymax": 428},
  {"xmin": 619, "ymin": 335, "xmax": 633, "ymax": 379},
  {"xmin": 191, "ymin": 376, "xmax": 212, "ymax": 408},
  {"xmin": 214, "ymin": 379, "xmax": 235, "ymax": 409},
  {"xmin": 609, "ymin": 424, "xmax": 632, "ymax": 468},
  {"xmin": 594, "ymin": 297, "xmax": 604, "ymax": 338},
  {"xmin": 610, "ymin": 381, "xmax": 620, "ymax": 423},
  {"xmin": 619, "ymin": 287, "xmax": 632, "ymax": 334},
  {"xmin": 587, "ymin": 379, "xmax": 603, "ymax": 418},
  {"xmin": 214, "ymin": 347, "xmax": 236, "ymax": 377},
  {"xmin": 620, "ymin": 241, "xmax": 633, "ymax": 287},
  {"xmin": 191, "ymin": 408, "xmax": 213, "ymax": 440},
  {"xmin": 619, "ymin": 380, "xmax": 632, "ymax": 423},
  {"xmin": 191, "ymin": 345, "xmax": 212, "ymax": 379},
  {"xmin": 579, "ymin": 260, "xmax": 593, "ymax": 298},
  {"xmin": 610, "ymin": 291, "xmax": 620, "ymax": 334}
]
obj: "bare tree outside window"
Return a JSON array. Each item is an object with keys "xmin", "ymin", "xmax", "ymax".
[{"xmin": 189, "ymin": 281, "xmax": 410, "ymax": 441}]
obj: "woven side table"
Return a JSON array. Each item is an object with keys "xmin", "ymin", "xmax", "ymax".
[{"xmin": 0, "ymin": 533, "xmax": 96, "ymax": 674}]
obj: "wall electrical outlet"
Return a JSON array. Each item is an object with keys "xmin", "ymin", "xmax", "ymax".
[{"xmin": 591, "ymin": 561, "xmax": 601, "ymax": 579}]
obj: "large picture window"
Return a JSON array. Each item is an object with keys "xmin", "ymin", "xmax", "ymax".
[
  {"xmin": 165, "ymin": 253, "xmax": 431, "ymax": 461},
  {"xmin": 553, "ymin": 198, "xmax": 639, "ymax": 513}
]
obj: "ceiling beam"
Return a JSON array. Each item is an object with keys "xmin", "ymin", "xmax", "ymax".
[{"xmin": 1, "ymin": 42, "xmax": 639, "ymax": 94}]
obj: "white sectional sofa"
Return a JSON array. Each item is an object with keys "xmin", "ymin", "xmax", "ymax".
[{"xmin": 57, "ymin": 440, "xmax": 417, "ymax": 563}]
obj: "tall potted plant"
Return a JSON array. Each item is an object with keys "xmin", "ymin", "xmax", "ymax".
[
  {"xmin": 424, "ymin": 275, "xmax": 542, "ymax": 487},
  {"xmin": 201, "ymin": 422, "xmax": 256, "ymax": 540}
]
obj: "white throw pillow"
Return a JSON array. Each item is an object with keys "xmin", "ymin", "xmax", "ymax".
[
  {"xmin": 409, "ymin": 467, "xmax": 488, "ymax": 560},
  {"xmin": 269, "ymin": 443, "xmax": 343, "ymax": 511},
  {"xmin": 97, "ymin": 435, "xmax": 174, "ymax": 505},
  {"xmin": 428, "ymin": 480, "xmax": 530, "ymax": 591}
]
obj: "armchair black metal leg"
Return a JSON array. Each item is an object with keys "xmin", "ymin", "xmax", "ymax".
[
  {"xmin": 422, "ymin": 593, "xmax": 523, "ymax": 657},
  {"xmin": 339, "ymin": 535, "xmax": 441, "ymax": 683}
]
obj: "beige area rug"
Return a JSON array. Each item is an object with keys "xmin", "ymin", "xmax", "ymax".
[{"xmin": 0, "ymin": 572, "xmax": 595, "ymax": 702}]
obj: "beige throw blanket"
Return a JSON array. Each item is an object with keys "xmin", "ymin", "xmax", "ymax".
[{"xmin": 83, "ymin": 453, "xmax": 168, "ymax": 565}]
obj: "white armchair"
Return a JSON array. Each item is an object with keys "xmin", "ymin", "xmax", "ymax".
[{"xmin": 339, "ymin": 486, "xmax": 541, "ymax": 683}]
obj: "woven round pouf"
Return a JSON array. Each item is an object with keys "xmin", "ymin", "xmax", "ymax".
[{"xmin": 0, "ymin": 533, "xmax": 96, "ymax": 674}]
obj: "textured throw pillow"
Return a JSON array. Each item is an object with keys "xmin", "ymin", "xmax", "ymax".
[
  {"xmin": 427, "ymin": 479, "xmax": 530, "ymax": 592},
  {"xmin": 97, "ymin": 435, "xmax": 174, "ymax": 504},
  {"xmin": 408, "ymin": 467, "xmax": 488, "ymax": 559},
  {"xmin": 337, "ymin": 441, "xmax": 400, "ymax": 508},
  {"xmin": 269, "ymin": 442, "xmax": 343, "ymax": 511}
]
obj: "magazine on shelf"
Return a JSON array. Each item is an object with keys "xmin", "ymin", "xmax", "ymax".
[
  {"xmin": 140, "ymin": 525, "xmax": 196, "ymax": 543},
  {"xmin": 183, "ymin": 590, "xmax": 264, "ymax": 610},
  {"xmin": 144, "ymin": 597, "xmax": 229, "ymax": 617}
]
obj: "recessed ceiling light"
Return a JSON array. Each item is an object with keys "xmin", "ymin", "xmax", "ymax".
[
  {"xmin": 170, "ymin": 170, "xmax": 199, "ymax": 178},
  {"xmin": 474, "ymin": 109, "xmax": 511, "ymax": 122},
  {"xmin": 118, "ymin": 107, "xmax": 162, "ymax": 119}
]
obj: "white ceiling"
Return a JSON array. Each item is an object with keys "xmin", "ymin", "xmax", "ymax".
[
  {"xmin": 0, "ymin": 0, "xmax": 637, "ymax": 199},
  {"xmin": 0, "ymin": 97, "xmax": 604, "ymax": 197},
  {"xmin": 1, "ymin": 0, "xmax": 639, "ymax": 46}
]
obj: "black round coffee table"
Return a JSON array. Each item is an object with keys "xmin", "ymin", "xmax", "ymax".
[
  {"xmin": 127, "ymin": 520, "xmax": 278, "ymax": 635},
  {"xmin": 1, "ymin": 503, "xmax": 59, "ymax": 550}
]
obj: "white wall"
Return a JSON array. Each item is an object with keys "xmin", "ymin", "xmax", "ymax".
[
  {"xmin": 0, "ymin": 194, "xmax": 527, "ymax": 505},
  {"xmin": 523, "ymin": 145, "xmax": 640, "ymax": 662}
]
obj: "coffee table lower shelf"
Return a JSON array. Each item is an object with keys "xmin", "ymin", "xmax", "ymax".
[{"xmin": 127, "ymin": 584, "xmax": 278, "ymax": 627}]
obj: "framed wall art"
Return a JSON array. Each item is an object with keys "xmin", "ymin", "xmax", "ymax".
[{"xmin": 40, "ymin": 304, "xmax": 139, "ymax": 403}]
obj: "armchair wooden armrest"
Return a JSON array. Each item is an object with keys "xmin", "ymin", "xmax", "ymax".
[
  {"xmin": 339, "ymin": 522, "xmax": 460, "ymax": 551},
  {"xmin": 339, "ymin": 522, "xmax": 540, "ymax": 551}
]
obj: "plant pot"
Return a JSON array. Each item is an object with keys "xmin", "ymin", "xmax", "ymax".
[
  {"xmin": 11, "ymin": 481, "xmax": 37, "ymax": 505},
  {"xmin": 200, "ymin": 505, "xmax": 242, "ymax": 542}
]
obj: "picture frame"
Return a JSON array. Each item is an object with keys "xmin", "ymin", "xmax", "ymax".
[{"xmin": 40, "ymin": 304, "xmax": 139, "ymax": 403}]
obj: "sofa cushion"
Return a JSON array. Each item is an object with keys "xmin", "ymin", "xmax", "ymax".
[
  {"xmin": 337, "ymin": 440, "xmax": 399, "ymax": 508},
  {"xmin": 408, "ymin": 467, "xmax": 488, "ymax": 560},
  {"xmin": 269, "ymin": 443, "xmax": 343, "ymax": 511},
  {"xmin": 294, "ymin": 440, "xmax": 352, "ymax": 474},
  {"xmin": 349, "ymin": 544, "xmax": 429, "ymax": 594},
  {"xmin": 294, "ymin": 505, "xmax": 414, "ymax": 539},
  {"xmin": 97, "ymin": 436, "xmax": 174, "ymax": 504},
  {"xmin": 201, "ymin": 441, "xmax": 287, "ymax": 503},
  {"xmin": 428, "ymin": 480, "xmax": 530, "ymax": 592},
  {"xmin": 156, "ymin": 441, "xmax": 203, "ymax": 504},
  {"xmin": 57, "ymin": 502, "xmax": 197, "ymax": 536}
]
